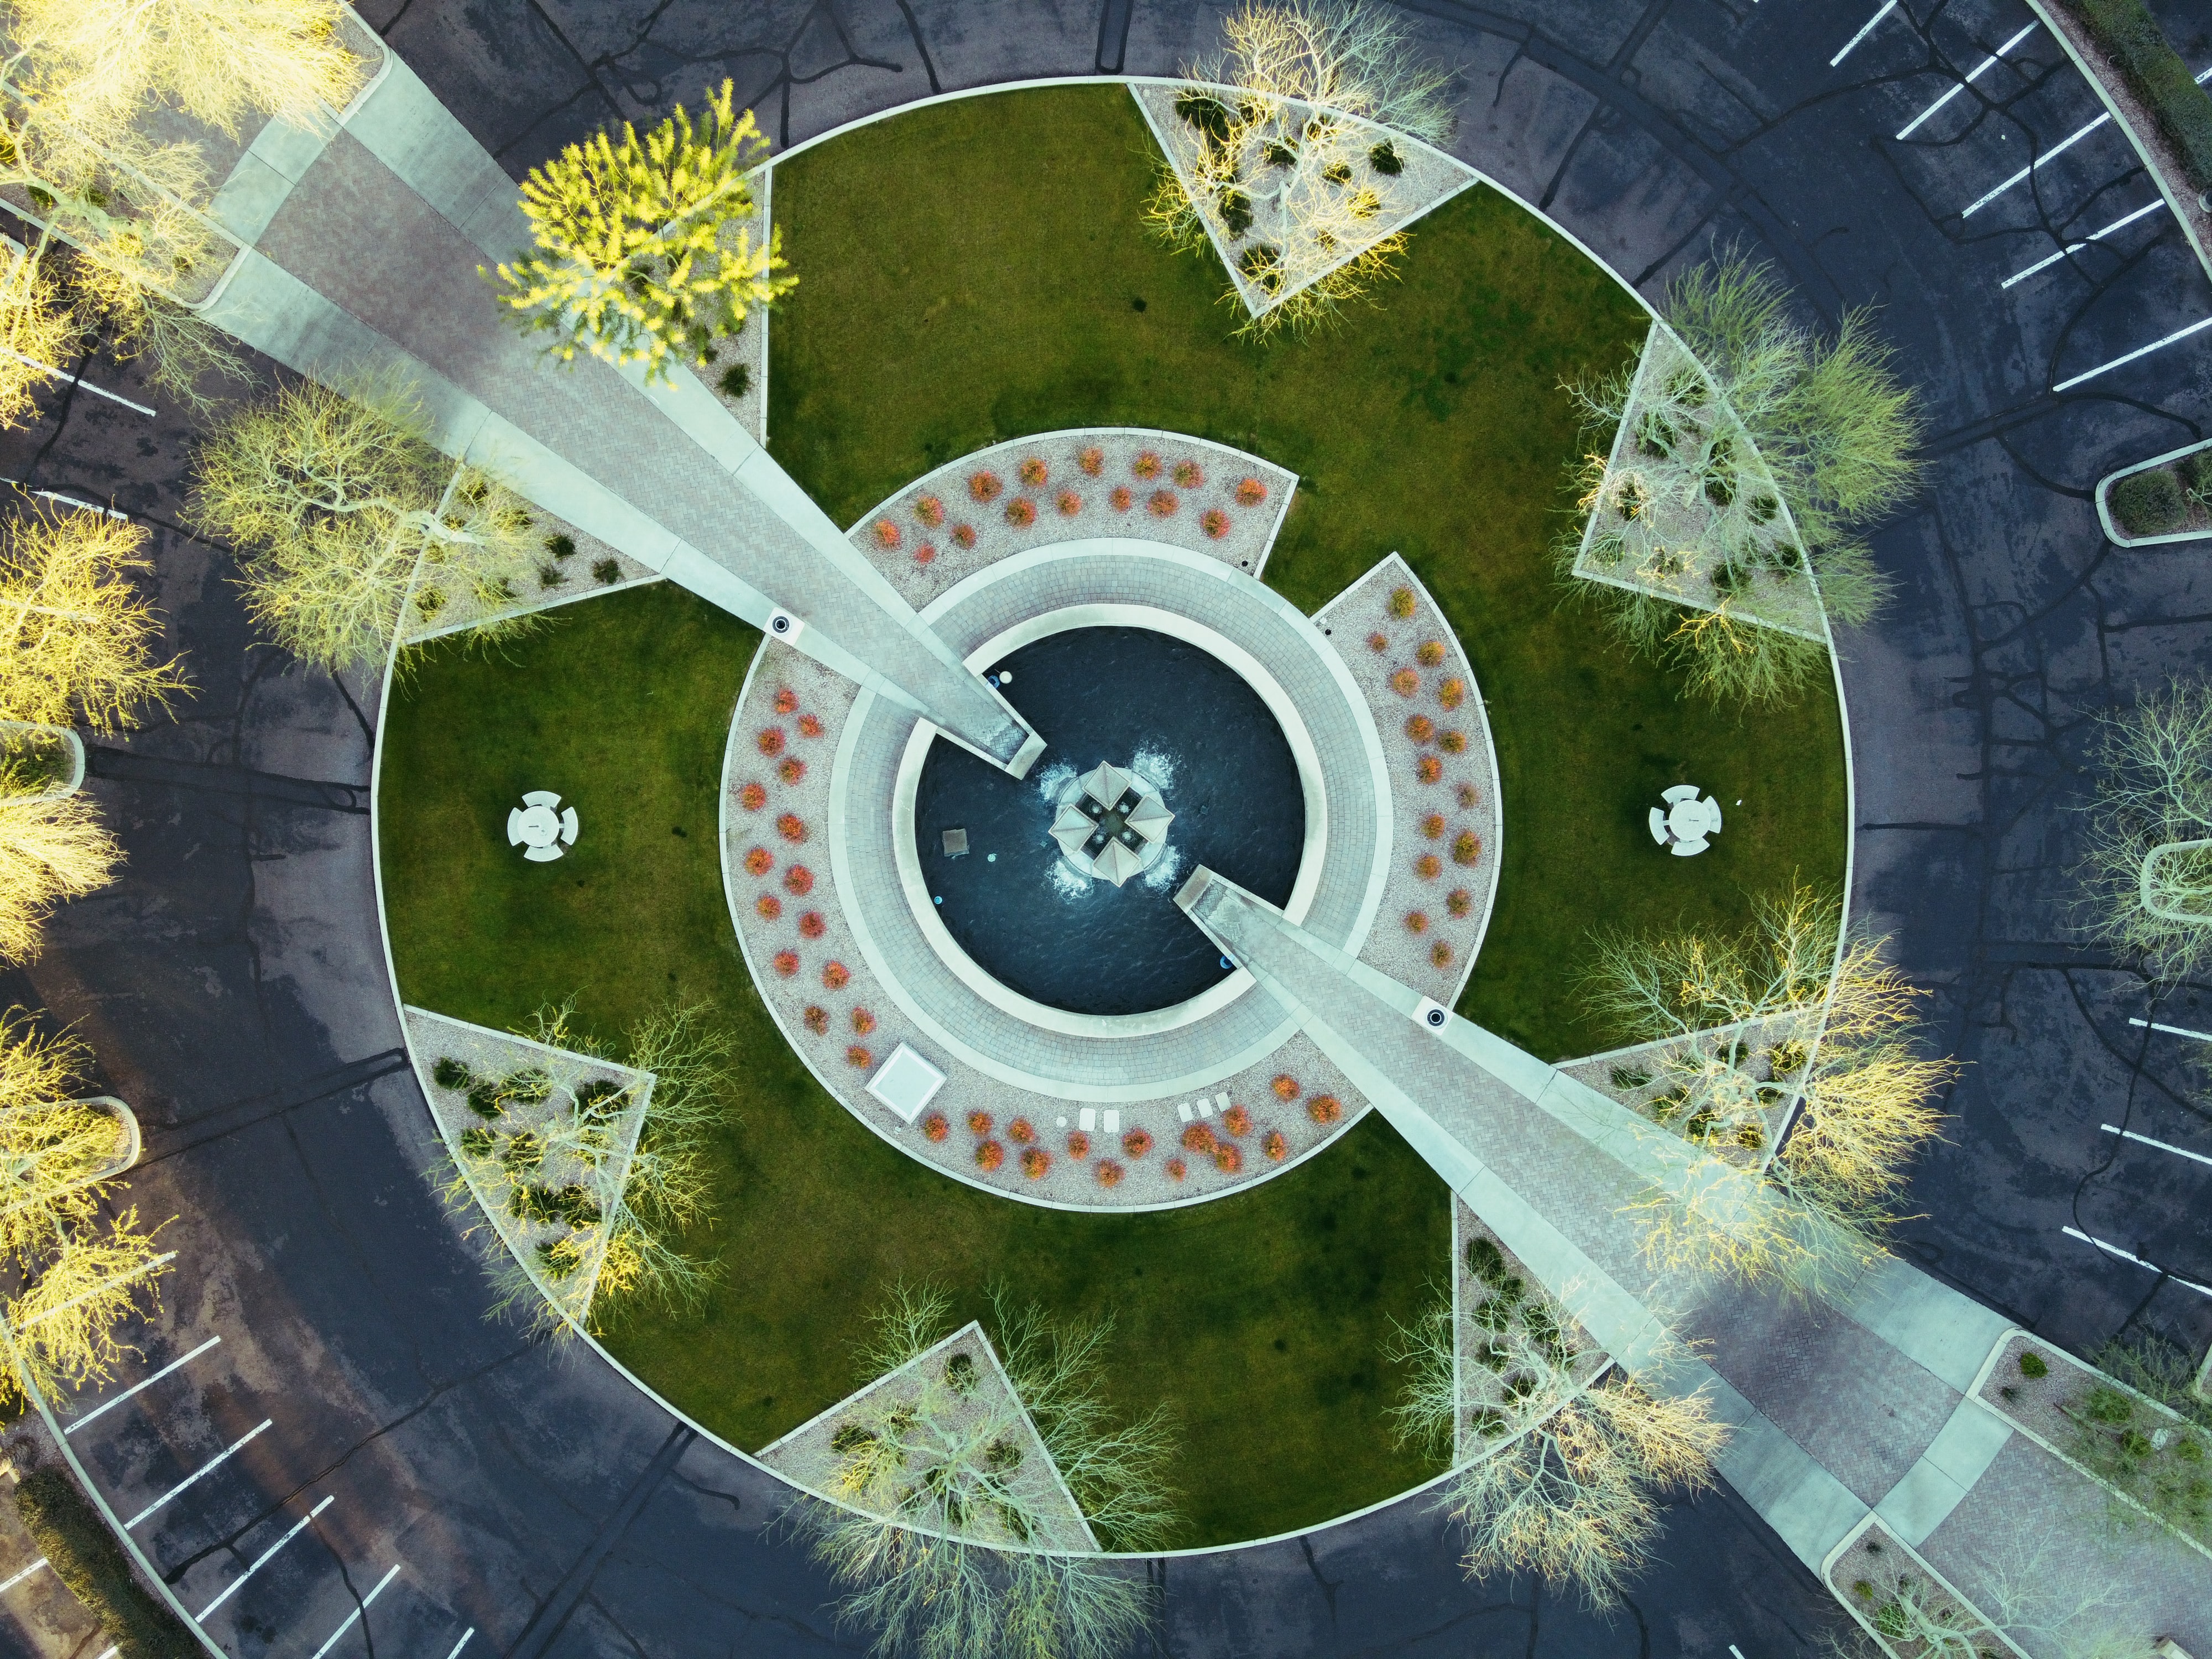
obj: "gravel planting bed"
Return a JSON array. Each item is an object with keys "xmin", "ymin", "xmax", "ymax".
[{"xmin": 398, "ymin": 499, "xmax": 660, "ymax": 648}]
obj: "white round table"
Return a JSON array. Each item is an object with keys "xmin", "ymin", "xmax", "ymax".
[{"xmin": 512, "ymin": 804, "xmax": 561, "ymax": 848}]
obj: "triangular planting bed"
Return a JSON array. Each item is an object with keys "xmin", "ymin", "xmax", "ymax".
[
  {"xmin": 759, "ymin": 1321, "xmax": 1098, "ymax": 1553},
  {"xmin": 1559, "ymin": 1012, "xmax": 1811, "ymax": 1173},
  {"xmin": 405, "ymin": 1006, "xmax": 654, "ymax": 1330},
  {"xmin": 1452, "ymin": 1197, "xmax": 1609, "ymax": 1464}
]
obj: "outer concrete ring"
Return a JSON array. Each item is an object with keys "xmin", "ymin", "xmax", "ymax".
[{"xmin": 889, "ymin": 599, "xmax": 1330, "ymax": 1040}]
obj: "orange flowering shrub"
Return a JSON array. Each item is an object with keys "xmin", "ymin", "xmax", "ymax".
[
  {"xmin": 1404, "ymin": 910, "xmax": 1428, "ymax": 933},
  {"xmin": 976, "ymin": 1139, "xmax": 1005, "ymax": 1171},
  {"xmin": 952, "ymin": 524, "xmax": 977, "ymax": 549},
  {"xmin": 915, "ymin": 494, "xmax": 946, "ymax": 528},
  {"xmin": 1271, "ymin": 1074, "xmax": 1299, "ymax": 1100},
  {"xmin": 738, "ymin": 782, "xmax": 766, "ymax": 811},
  {"xmin": 778, "ymin": 812, "xmax": 807, "ymax": 842},
  {"xmin": 1405, "ymin": 714, "xmax": 1434, "ymax": 742},
  {"xmin": 1417, "ymin": 640, "xmax": 1445, "ymax": 666},
  {"xmin": 1132, "ymin": 451, "xmax": 1162, "ymax": 479},
  {"xmin": 785, "ymin": 865, "xmax": 815, "ymax": 895},
  {"xmin": 1439, "ymin": 677, "xmax": 1466, "ymax": 709},
  {"xmin": 1171, "ymin": 458, "xmax": 1203, "ymax": 488},
  {"xmin": 1262, "ymin": 1130, "xmax": 1287, "ymax": 1161},
  {"xmin": 1431, "ymin": 940, "xmax": 1455, "ymax": 968},
  {"xmin": 1307, "ymin": 1094, "xmax": 1342, "ymax": 1124},
  {"xmin": 1057, "ymin": 490, "xmax": 1082, "ymax": 517},
  {"xmin": 1389, "ymin": 586, "xmax": 1416, "ymax": 618},
  {"xmin": 774, "ymin": 950, "xmax": 799, "ymax": 977},
  {"xmin": 969, "ymin": 471, "xmax": 1003, "ymax": 502},
  {"xmin": 1199, "ymin": 508, "xmax": 1230, "ymax": 539},
  {"xmin": 1415, "ymin": 756, "xmax": 1442, "ymax": 784},
  {"xmin": 1018, "ymin": 456, "xmax": 1048, "ymax": 487},
  {"xmin": 1389, "ymin": 669, "xmax": 1418, "ymax": 697},
  {"xmin": 1078, "ymin": 446, "xmax": 1104, "ymax": 476},
  {"xmin": 923, "ymin": 1113, "xmax": 948, "ymax": 1142},
  {"xmin": 1182, "ymin": 1122, "xmax": 1217, "ymax": 1154},
  {"xmin": 821, "ymin": 960, "xmax": 849, "ymax": 989},
  {"xmin": 1446, "ymin": 888, "xmax": 1473, "ymax": 917},
  {"xmin": 1008, "ymin": 1117, "xmax": 1036, "ymax": 1144},
  {"xmin": 803, "ymin": 1004, "xmax": 829, "ymax": 1034},
  {"xmin": 1367, "ymin": 632, "xmax": 1389, "ymax": 653},
  {"xmin": 1096, "ymin": 1159, "xmax": 1125, "ymax": 1188},
  {"xmin": 914, "ymin": 543, "xmax": 937, "ymax": 565},
  {"xmin": 1146, "ymin": 489, "xmax": 1178, "ymax": 517},
  {"xmin": 799, "ymin": 910, "xmax": 826, "ymax": 938},
  {"xmin": 1415, "ymin": 853, "xmax": 1442, "ymax": 879},
  {"xmin": 1006, "ymin": 498, "xmax": 1037, "ymax": 528},
  {"xmin": 775, "ymin": 687, "xmax": 800, "ymax": 714},
  {"xmin": 797, "ymin": 714, "xmax": 824, "ymax": 739},
  {"xmin": 1021, "ymin": 1146, "xmax": 1050, "ymax": 1179},
  {"xmin": 851, "ymin": 1008, "xmax": 876, "ymax": 1036},
  {"xmin": 758, "ymin": 727, "xmax": 785, "ymax": 755},
  {"xmin": 1165, "ymin": 1157, "xmax": 1187, "ymax": 1180},
  {"xmin": 744, "ymin": 846, "xmax": 773, "ymax": 876},
  {"xmin": 1453, "ymin": 832, "xmax": 1481, "ymax": 866},
  {"xmin": 1438, "ymin": 728, "xmax": 1466, "ymax": 754},
  {"xmin": 1422, "ymin": 813, "xmax": 1446, "ymax": 839},
  {"xmin": 1234, "ymin": 477, "xmax": 1267, "ymax": 507},
  {"xmin": 1123, "ymin": 1128, "xmax": 1153, "ymax": 1157},
  {"xmin": 968, "ymin": 1110, "xmax": 993, "ymax": 1135},
  {"xmin": 1214, "ymin": 1142, "xmax": 1243, "ymax": 1174},
  {"xmin": 847, "ymin": 1045, "xmax": 872, "ymax": 1068},
  {"xmin": 757, "ymin": 894, "xmax": 782, "ymax": 921},
  {"xmin": 779, "ymin": 757, "xmax": 806, "ymax": 784},
  {"xmin": 1223, "ymin": 1103, "xmax": 1252, "ymax": 1136},
  {"xmin": 1067, "ymin": 1130, "xmax": 1091, "ymax": 1159},
  {"xmin": 872, "ymin": 519, "xmax": 901, "ymax": 550}
]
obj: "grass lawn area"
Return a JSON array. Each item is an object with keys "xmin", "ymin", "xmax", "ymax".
[
  {"xmin": 769, "ymin": 85, "xmax": 1848, "ymax": 1062},
  {"xmin": 378, "ymin": 84, "xmax": 1849, "ymax": 1551}
]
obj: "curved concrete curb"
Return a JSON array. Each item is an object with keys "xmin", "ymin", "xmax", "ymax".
[{"xmin": 2095, "ymin": 436, "xmax": 2212, "ymax": 547}]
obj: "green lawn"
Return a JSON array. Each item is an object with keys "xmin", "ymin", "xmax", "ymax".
[{"xmin": 377, "ymin": 84, "xmax": 1848, "ymax": 1550}]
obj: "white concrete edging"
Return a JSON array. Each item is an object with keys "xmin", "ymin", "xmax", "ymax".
[{"xmin": 2095, "ymin": 436, "xmax": 2212, "ymax": 547}]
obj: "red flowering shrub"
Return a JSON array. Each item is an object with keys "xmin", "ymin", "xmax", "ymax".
[
  {"xmin": 851, "ymin": 1008, "xmax": 876, "ymax": 1035},
  {"xmin": 1165, "ymin": 1157, "xmax": 1187, "ymax": 1181},
  {"xmin": 744, "ymin": 846, "xmax": 773, "ymax": 877},
  {"xmin": 1389, "ymin": 586, "xmax": 1416, "ymax": 619},
  {"xmin": 1307, "ymin": 1094, "xmax": 1343, "ymax": 1124},
  {"xmin": 1415, "ymin": 853, "xmax": 1442, "ymax": 879},
  {"xmin": 847, "ymin": 1044, "xmax": 872, "ymax": 1068},
  {"xmin": 738, "ymin": 781, "xmax": 767, "ymax": 811},
  {"xmin": 1123, "ymin": 1128, "xmax": 1153, "ymax": 1157},
  {"xmin": 785, "ymin": 864, "xmax": 815, "ymax": 895},
  {"xmin": 1021, "ymin": 1146, "xmax": 1050, "ymax": 1179},
  {"xmin": 1008, "ymin": 1117, "xmax": 1036, "ymax": 1144},
  {"xmin": 952, "ymin": 523, "xmax": 977, "ymax": 549},
  {"xmin": 1057, "ymin": 490, "xmax": 1082, "ymax": 517},
  {"xmin": 1262, "ymin": 1130, "xmax": 1287, "ymax": 1162},
  {"xmin": 1417, "ymin": 640, "xmax": 1445, "ymax": 666},
  {"xmin": 1404, "ymin": 910, "xmax": 1428, "ymax": 933},
  {"xmin": 1199, "ymin": 508, "xmax": 1230, "ymax": 539},
  {"xmin": 969, "ymin": 471, "xmax": 1003, "ymax": 502},
  {"xmin": 1271, "ymin": 1074, "xmax": 1299, "ymax": 1100},
  {"xmin": 1422, "ymin": 813, "xmax": 1446, "ymax": 840},
  {"xmin": 774, "ymin": 950, "xmax": 800, "ymax": 977},
  {"xmin": 1171, "ymin": 458, "xmax": 1203, "ymax": 488},
  {"xmin": 1438, "ymin": 728, "xmax": 1466, "ymax": 754},
  {"xmin": 1146, "ymin": 489, "xmax": 1178, "ymax": 518},
  {"xmin": 799, "ymin": 910, "xmax": 826, "ymax": 939},
  {"xmin": 758, "ymin": 727, "xmax": 786, "ymax": 755},
  {"xmin": 1133, "ymin": 450, "xmax": 1162, "ymax": 479},
  {"xmin": 779, "ymin": 757, "xmax": 806, "ymax": 784},
  {"xmin": 1067, "ymin": 1130, "xmax": 1091, "ymax": 1159},
  {"xmin": 778, "ymin": 812, "xmax": 807, "ymax": 842},
  {"xmin": 976, "ymin": 1139, "xmax": 1005, "ymax": 1171},
  {"xmin": 1214, "ymin": 1142, "xmax": 1243, "ymax": 1174},
  {"xmin": 1109, "ymin": 487, "xmax": 1133, "ymax": 512},
  {"xmin": 1234, "ymin": 477, "xmax": 1267, "ymax": 507},
  {"xmin": 797, "ymin": 713, "xmax": 824, "ymax": 739},
  {"xmin": 915, "ymin": 543, "xmax": 937, "ymax": 565},
  {"xmin": 1453, "ymin": 831, "xmax": 1481, "ymax": 866},
  {"xmin": 915, "ymin": 494, "xmax": 946, "ymax": 528},
  {"xmin": 803, "ymin": 1004, "xmax": 829, "ymax": 1034},
  {"xmin": 775, "ymin": 687, "xmax": 799, "ymax": 715},
  {"xmin": 1389, "ymin": 669, "xmax": 1418, "ymax": 697},
  {"xmin": 1415, "ymin": 756, "xmax": 1442, "ymax": 784},
  {"xmin": 1367, "ymin": 631, "xmax": 1389, "ymax": 653},
  {"xmin": 1181, "ymin": 1122, "xmax": 1217, "ymax": 1154},
  {"xmin": 1446, "ymin": 887, "xmax": 1473, "ymax": 917},
  {"xmin": 872, "ymin": 519, "xmax": 901, "ymax": 550},
  {"xmin": 1439, "ymin": 677, "xmax": 1466, "ymax": 709},
  {"xmin": 821, "ymin": 960, "xmax": 850, "ymax": 989},
  {"xmin": 757, "ymin": 894, "xmax": 783, "ymax": 921},
  {"xmin": 1431, "ymin": 940, "xmax": 1455, "ymax": 968},
  {"xmin": 1005, "ymin": 497, "xmax": 1037, "ymax": 528},
  {"xmin": 1223, "ymin": 1103, "xmax": 1252, "ymax": 1136},
  {"xmin": 1078, "ymin": 446, "xmax": 1104, "ymax": 476},
  {"xmin": 923, "ymin": 1113, "xmax": 949, "ymax": 1142},
  {"xmin": 1018, "ymin": 456, "xmax": 1048, "ymax": 487},
  {"xmin": 1405, "ymin": 714, "xmax": 1433, "ymax": 742},
  {"xmin": 1095, "ymin": 1159, "xmax": 1125, "ymax": 1188},
  {"xmin": 968, "ymin": 1110, "xmax": 992, "ymax": 1135}
]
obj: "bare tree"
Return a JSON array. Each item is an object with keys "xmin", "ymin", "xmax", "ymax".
[
  {"xmin": 0, "ymin": 241, "xmax": 80, "ymax": 431},
  {"xmin": 187, "ymin": 376, "xmax": 545, "ymax": 674},
  {"xmin": 0, "ymin": 771, "xmax": 119, "ymax": 963},
  {"xmin": 2079, "ymin": 679, "xmax": 2212, "ymax": 979},
  {"xmin": 494, "ymin": 80, "xmax": 793, "ymax": 382},
  {"xmin": 0, "ymin": 506, "xmax": 188, "ymax": 731},
  {"xmin": 3, "ymin": 1204, "xmax": 169, "ymax": 1408},
  {"xmin": 0, "ymin": 1011, "xmax": 131, "ymax": 1260},
  {"xmin": 1145, "ymin": 0, "xmax": 1454, "ymax": 340}
]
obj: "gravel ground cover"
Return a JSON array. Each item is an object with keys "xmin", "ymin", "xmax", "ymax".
[{"xmin": 397, "ymin": 498, "xmax": 659, "ymax": 648}]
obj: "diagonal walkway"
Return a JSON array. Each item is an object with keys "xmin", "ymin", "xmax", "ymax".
[
  {"xmin": 1175, "ymin": 866, "xmax": 2211, "ymax": 1646},
  {"xmin": 195, "ymin": 50, "xmax": 1040, "ymax": 773}
]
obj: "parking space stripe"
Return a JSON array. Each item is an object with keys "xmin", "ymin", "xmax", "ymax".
[
  {"xmin": 0, "ymin": 1557, "xmax": 48, "ymax": 1594},
  {"xmin": 1963, "ymin": 110, "xmax": 2110, "ymax": 216},
  {"xmin": 2061, "ymin": 1226, "xmax": 2212, "ymax": 1297},
  {"xmin": 1832, "ymin": 0, "xmax": 1900, "ymax": 67},
  {"xmin": 2053, "ymin": 315, "xmax": 2212, "ymax": 390},
  {"xmin": 444, "ymin": 1627, "xmax": 476, "ymax": 1658},
  {"xmin": 196, "ymin": 1495, "xmax": 332, "ymax": 1620},
  {"xmin": 2000, "ymin": 197, "xmax": 2169, "ymax": 288},
  {"xmin": 1896, "ymin": 22, "xmax": 2038, "ymax": 139},
  {"xmin": 0, "ymin": 347, "xmax": 158, "ymax": 417},
  {"xmin": 65, "ymin": 1335, "xmax": 222, "ymax": 1435},
  {"xmin": 2100, "ymin": 1122, "xmax": 2212, "ymax": 1168},
  {"xmin": 307, "ymin": 1561, "xmax": 402, "ymax": 1659},
  {"xmin": 2130, "ymin": 1016, "xmax": 2212, "ymax": 1042},
  {"xmin": 125, "ymin": 1419, "xmax": 274, "ymax": 1528}
]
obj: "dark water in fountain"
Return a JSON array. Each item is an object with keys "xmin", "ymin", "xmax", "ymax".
[{"xmin": 914, "ymin": 627, "xmax": 1304, "ymax": 1017}]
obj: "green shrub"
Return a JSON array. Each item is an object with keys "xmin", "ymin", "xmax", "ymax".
[
  {"xmin": 432, "ymin": 1055, "xmax": 472, "ymax": 1091},
  {"xmin": 592, "ymin": 558, "xmax": 622, "ymax": 585},
  {"xmin": 1465, "ymin": 1235, "xmax": 1504, "ymax": 1281},
  {"xmin": 2081, "ymin": 1384, "xmax": 2136, "ymax": 1425},
  {"xmin": 537, "ymin": 562, "xmax": 562, "ymax": 589},
  {"xmin": 2065, "ymin": 0, "xmax": 2212, "ymax": 189},
  {"xmin": 14, "ymin": 1468, "xmax": 199, "ymax": 1658},
  {"xmin": 2183, "ymin": 449, "xmax": 2212, "ymax": 497},
  {"xmin": 466, "ymin": 1081, "xmax": 504, "ymax": 1120},
  {"xmin": 545, "ymin": 533, "xmax": 576, "ymax": 560},
  {"xmin": 1218, "ymin": 188, "xmax": 1253, "ymax": 238},
  {"xmin": 945, "ymin": 1350, "xmax": 978, "ymax": 1394},
  {"xmin": 2019, "ymin": 1349, "xmax": 2048, "ymax": 1379},
  {"xmin": 1369, "ymin": 140, "xmax": 1402, "ymax": 175},
  {"xmin": 2112, "ymin": 468, "xmax": 2187, "ymax": 535},
  {"xmin": 1264, "ymin": 140, "xmax": 1297, "ymax": 168},
  {"xmin": 460, "ymin": 1125, "xmax": 495, "ymax": 1158},
  {"xmin": 718, "ymin": 363, "xmax": 751, "ymax": 400},
  {"xmin": 1174, "ymin": 90, "xmax": 1234, "ymax": 143},
  {"xmin": 1609, "ymin": 1064, "xmax": 1652, "ymax": 1091}
]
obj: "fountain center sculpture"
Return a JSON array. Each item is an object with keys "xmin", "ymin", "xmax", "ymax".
[{"xmin": 1049, "ymin": 761, "xmax": 1174, "ymax": 887}]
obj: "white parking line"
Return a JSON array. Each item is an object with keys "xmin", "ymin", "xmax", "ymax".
[
  {"xmin": 124, "ymin": 1418, "xmax": 273, "ymax": 1529},
  {"xmin": 2100, "ymin": 1123, "xmax": 2212, "ymax": 1168},
  {"xmin": 2000, "ymin": 197, "xmax": 2169, "ymax": 287},
  {"xmin": 66, "ymin": 1335, "xmax": 222, "ymax": 1435},
  {"xmin": 196, "ymin": 1496, "xmax": 332, "ymax": 1620},
  {"xmin": 1896, "ymin": 21, "xmax": 2038, "ymax": 139},
  {"xmin": 1963, "ymin": 110, "xmax": 2110, "ymax": 216},
  {"xmin": 2061, "ymin": 1226, "xmax": 2212, "ymax": 1297},
  {"xmin": 17, "ymin": 1252, "xmax": 177, "ymax": 1329},
  {"xmin": 444, "ymin": 1627, "xmax": 476, "ymax": 1658},
  {"xmin": 2128, "ymin": 1016, "xmax": 2212, "ymax": 1043},
  {"xmin": 0, "ymin": 347, "xmax": 158, "ymax": 417},
  {"xmin": 2053, "ymin": 315, "xmax": 2212, "ymax": 391},
  {"xmin": 307, "ymin": 1561, "xmax": 402, "ymax": 1659},
  {"xmin": 1832, "ymin": 0, "xmax": 1900, "ymax": 67},
  {"xmin": 0, "ymin": 1557, "xmax": 48, "ymax": 1594}
]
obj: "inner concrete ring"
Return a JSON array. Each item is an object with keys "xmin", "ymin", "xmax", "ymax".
[
  {"xmin": 890, "ymin": 601, "xmax": 1331, "ymax": 1039},
  {"xmin": 828, "ymin": 538, "xmax": 1394, "ymax": 1100}
]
